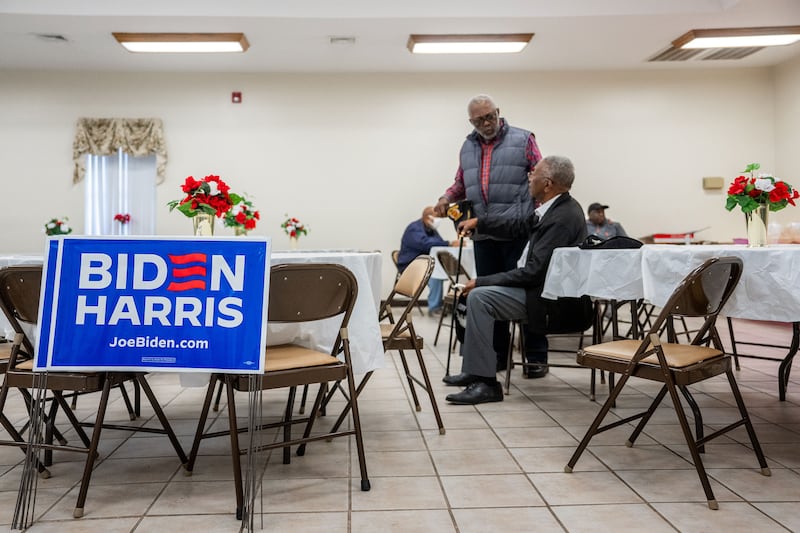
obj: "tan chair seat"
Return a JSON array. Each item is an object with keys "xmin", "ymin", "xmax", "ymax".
[
  {"xmin": 265, "ymin": 344, "xmax": 340, "ymax": 372},
  {"xmin": 380, "ymin": 323, "xmax": 414, "ymax": 339},
  {"xmin": 583, "ymin": 339, "xmax": 723, "ymax": 368},
  {"xmin": 14, "ymin": 358, "xmax": 34, "ymax": 371}
]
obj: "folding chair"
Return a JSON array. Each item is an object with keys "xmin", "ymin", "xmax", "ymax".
[
  {"xmin": 185, "ymin": 263, "xmax": 370, "ymax": 520},
  {"xmin": 390, "ymin": 250, "xmax": 424, "ymax": 316},
  {"xmin": 565, "ymin": 257, "xmax": 770, "ymax": 510},
  {"xmin": 433, "ymin": 250, "xmax": 471, "ymax": 347},
  {"xmin": 0, "ymin": 265, "xmax": 187, "ymax": 518}
]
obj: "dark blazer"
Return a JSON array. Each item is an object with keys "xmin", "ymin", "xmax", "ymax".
[{"xmin": 474, "ymin": 192, "xmax": 588, "ymax": 329}]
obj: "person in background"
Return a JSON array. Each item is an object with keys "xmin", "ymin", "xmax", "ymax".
[
  {"xmin": 444, "ymin": 156, "xmax": 586, "ymax": 404},
  {"xmin": 433, "ymin": 93, "xmax": 543, "ymax": 373},
  {"xmin": 398, "ymin": 206, "xmax": 458, "ymax": 316},
  {"xmin": 586, "ymin": 203, "xmax": 627, "ymax": 239}
]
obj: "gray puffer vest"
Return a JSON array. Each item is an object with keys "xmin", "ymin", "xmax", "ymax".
[{"xmin": 460, "ymin": 122, "xmax": 534, "ymax": 241}]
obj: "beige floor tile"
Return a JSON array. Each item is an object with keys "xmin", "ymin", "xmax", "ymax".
[
  {"xmin": 616, "ymin": 469, "xmax": 742, "ymax": 503},
  {"xmin": 667, "ymin": 442, "xmax": 772, "ymax": 470},
  {"xmin": 358, "ymin": 450, "xmax": 435, "ymax": 477},
  {"xmin": 493, "ymin": 426, "xmax": 578, "ymax": 448},
  {"xmin": 562, "ymin": 423, "xmax": 658, "ymax": 446},
  {"xmin": 351, "ymin": 476, "xmax": 447, "ymax": 511},
  {"xmin": 761, "ymin": 442, "xmax": 800, "ymax": 468},
  {"xmin": 147, "ymin": 480, "xmax": 238, "ymax": 515},
  {"xmin": 27, "ymin": 517, "xmax": 139, "ymax": 532},
  {"xmin": 258, "ymin": 478, "xmax": 350, "ymax": 513},
  {"xmin": 41, "ymin": 482, "xmax": 164, "ymax": 520},
  {"xmin": 361, "ymin": 430, "xmax": 427, "ymax": 452},
  {"xmin": 90, "ymin": 457, "xmax": 182, "ymax": 485},
  {"xmin": 552, "ymin": 503, "xmax": 677, "ymax": 532},
  {"xmin": 453, "ymin": 507, "xmax": 562, "ymax": 533},
  {"xmin": 753, "ymin": 502, "xmax": 800, "ymax": 532},
  {"xmin": 431, "ymin": 449, "xmax": 520, "ymax": 476},
  {"xmin": 653, "ymin": 502, "xmax": 787, "ymax": 531},
  {"xmin": 545, "ymin": 408, "xmax": 621, "ymax": 426},
  {"xmin": 441, "ymin": 474, "xmax": 544, "ymax": 508},
  {"xmin": 0, "ymin": 488, "xmax": 67, "ymax": 526},
  {"xmin": 137, "ymin": 513, "xmax": 246, "ymax": 532},
  {"xmin": 510, "ymin": 446, "xmax": 607, "ymax": 473},
  {"xmin": 423, "ymin": 428, "xmax": 503, "ymax": 450},
  {"xmin": 108, "ymin": 435, "xmax": 190, "ymax": 460},
  {"xmin": 531, "ymin": 472, "xmax": 642, "ymax": 506},
  {"xmin": 588, "ymin": 444, "xmax": 694, "ymax": 471},
  {"xmin": 351, "ymin": 509, "xmax": 455, "ymax": 533},
  {"xmin": 479, "ymin": 408, "xmax": 557, "ymax": 428},
  {"xmin": 415, "ymin": 410, "xmax": 489, "ymax": 430},
  {"xmin": 708, "ymin": 467, "xmax": 800, "ymax": 501}
]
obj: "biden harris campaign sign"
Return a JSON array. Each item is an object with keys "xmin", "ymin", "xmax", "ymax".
[{"xmin": 35, "ymin": 236, "xmax": 270, "ymax": 373}]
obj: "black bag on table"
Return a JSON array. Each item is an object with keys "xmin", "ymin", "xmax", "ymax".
[{"xmin": 578, "ymin": 235, "xmax": 643, "ymax": 249}]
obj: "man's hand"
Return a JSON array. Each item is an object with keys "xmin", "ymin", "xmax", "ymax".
[
  {"xmin": 457, "ymin": 217, "xmax": 478, "ymax": 237},
  {"xmin": 434, "ymin": 197, "xmax": 449, "ymax": 218},
  {"xmin": 460, "ymin": 279, "xmax": 477, "ymax": 295}
]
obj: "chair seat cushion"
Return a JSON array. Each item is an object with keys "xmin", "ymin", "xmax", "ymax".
[
  {"xmin": 582, "ymin": 339, "xmax": 723, "ymax": 368},
  {"xmin": 380, "ymin": 323, "xmax": 414, "ymax": 339},
  {"xmin": 265, "ymin": 344, "xmax": 339, "ymax": 372}
]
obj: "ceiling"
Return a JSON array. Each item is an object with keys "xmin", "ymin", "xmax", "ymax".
[{"xmin": 1, "ymin": 0, "xmax": 799, "ymax": 73}]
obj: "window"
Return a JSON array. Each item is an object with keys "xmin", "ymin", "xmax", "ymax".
[{"xmin": 84, "ymin": 149, "xmax": 156, "ymax": 235}]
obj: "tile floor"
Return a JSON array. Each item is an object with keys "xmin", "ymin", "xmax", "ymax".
[{"xmin": 2, "ymin": 316, "xmax": 800, "ymax": 531}]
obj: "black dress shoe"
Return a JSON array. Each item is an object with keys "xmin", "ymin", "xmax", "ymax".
[
  {"xmin": 442, "ymin": 372, "xmax": 479, "ymax": 386},
  {"xmin": 523, "ymin": 364, "xmax": 549, "ymax": 379},
  {"xmin": 446, "ymin": 381, "xmax": 503, "ymax": 405}
]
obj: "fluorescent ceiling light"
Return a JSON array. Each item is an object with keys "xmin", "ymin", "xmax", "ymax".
[
  {"xmin": 112, "ymin": 33, "xmax": 249, "ymax": 53},
  {"xmin": 673, "ymin": 26, "xmax": 800, "ymax": 49},
  {"xmin": 408, "ymin": 34, "xmax": 533, "ymax": 54}
]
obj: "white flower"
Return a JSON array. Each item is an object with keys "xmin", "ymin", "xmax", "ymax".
[
  {"xmin": 61, "ymin": 224, "xmax": 70, "ymax": 232},
  {"xmin": 46, "ymin": 222, "xmax": 55, "ymax": 229},
  {"xmin": 754, "ymin": 178, "xmax": 775, "ymax": 192}
]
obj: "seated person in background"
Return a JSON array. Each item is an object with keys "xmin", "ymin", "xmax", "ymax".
[
  {"xmin": 398, "ymin": 206, "xmax": 458, "ymax": 316},
  {"xmin": 586, "ymin": 202, "xmax": 627, "ymax": 239},
  {"xmin": 444, "ymin": 155, "xmax": 587, "ymax": 405}
]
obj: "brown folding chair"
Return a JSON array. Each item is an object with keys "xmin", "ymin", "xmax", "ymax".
[
  {"xmin": 185, "ymin": 263, "xmax": 370, "ymax": 520},
  {"xmin": 379, "ymin": 256, "xmax": 445, "ymax": 434},
  {"xmin": 565, "ymin": 257, "xmax": 770, "ymax": 510},
  {"xmin": 390, "ymin": 250, "xmax": 424, "ymax": 316},
  {"xmin": 0, "ymin": 265, "xmax": 187, "ymax": 518},
  {"xmin": 434, "ymin": 251, "xmax": 471, "ymax": 347}
]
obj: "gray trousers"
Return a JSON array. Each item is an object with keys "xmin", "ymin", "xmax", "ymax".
[{"xmin": 460, "ymin": 286, "xmax": 528, "ymax": 378}]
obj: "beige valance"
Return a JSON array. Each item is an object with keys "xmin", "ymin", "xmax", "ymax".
[{"xmin": 72, "ymin": 118, "xmax": 167, "ymax": 184}]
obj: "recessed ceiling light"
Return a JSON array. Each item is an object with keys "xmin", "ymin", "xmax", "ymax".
[
  {"xmin": 112, "ymin": 33, "xmax": 249, "ymax": 53},
  {"xmin": 407, "ymin": 34, "xmax": 533, "ymax": 54},
  {"xmin": 673, "ymin": 26, "xmax": 800, "ymax": 49}
]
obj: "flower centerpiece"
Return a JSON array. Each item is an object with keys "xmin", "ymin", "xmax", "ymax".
[
  {"xmin": 168, "ymin": 174, "xmax": 234, "ymax": 236},
  {"xmin": 114, "ymin": 213, "xmax": 131, "ymax": 224},
  {"xmin": 725, "ymin": 163, "xmax": 799, "ymax": 247},
  {"xmin": 224, "ymin": 193, "xmax": 260, "ymax": 235},
  {"xmin": 43, "ymin": 217, "xmax": 72, "ymax": 236},
  {"xmin": 281, "ymin": 215, "xmax": 308, "ymax": 249}
]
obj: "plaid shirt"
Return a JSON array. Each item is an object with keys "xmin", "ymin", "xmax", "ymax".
[{"xmin": 444, "ymin": 119, "xmax": 542, "ymax": 204}]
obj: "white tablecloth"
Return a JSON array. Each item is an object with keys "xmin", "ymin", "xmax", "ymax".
[
  {"xmin": 429, "ymin": 246, "xmax": 476, "ymax": 280},
  {"xmin": 542, "ymin": 244, "xmax": 800, "ymax": 323},
  {"xmin": 0, "ymin": 250, "xmax": 384, "ymax": 376}
]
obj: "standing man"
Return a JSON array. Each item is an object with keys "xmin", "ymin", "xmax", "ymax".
[
  {"xmin": 434, "ymin": 94, "xmax": 543, "ymax": 374},
  {"xmin": 444, "ymin": 156, "xmax": 587, "ymax": 404},
  {"xmin": 586, "ymin": 203, "xmax": 628, "ymax": 239},
  {"xmin": 398, "ymin": 206, "xmax": 458, "ymax": 315}
]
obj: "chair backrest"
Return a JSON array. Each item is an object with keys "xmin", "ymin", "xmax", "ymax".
[
  {"xmin": 268, "ymin": 263, "xmax": 357, "ymax": 326},
  {"xmin": 0, "ymin": 266, "xmax": 42, "ymax": 356},
  {"xmin": 394, "ymin": 255, "xmax": 433, "ymax": 300},
  {"xmin": 436, "ymin": 251, "xmax": 471, "ymax": 284},
  {"xmin": 391, "ymin": 250, "xmax": 400, "ymax": 269},
  {"xmin": 643, "ymin": 257, "xmax": 743, "ymax": 350}
]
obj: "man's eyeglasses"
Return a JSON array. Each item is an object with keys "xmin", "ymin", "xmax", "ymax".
[{"xmin": 469, "ymin": 110, "xmax": 498, "ymax": 127}]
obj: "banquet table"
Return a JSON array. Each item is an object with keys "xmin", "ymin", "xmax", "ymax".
[
  {"xmin": 543, "ymin": 244, "xmax": 800, "ymax": 399},
  {"xmin": 0, "ymin": 250, "xmax": 384, "ymax": 376}
]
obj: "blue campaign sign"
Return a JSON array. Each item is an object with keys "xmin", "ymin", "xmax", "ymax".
[{"xmin": 35, "ymin": 236, "xmax": 270, "ymax": 373}]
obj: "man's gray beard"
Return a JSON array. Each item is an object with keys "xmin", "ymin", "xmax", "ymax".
[{"xmin": 479, "ymin": 131, "xmax": 497, "ymax": 141}]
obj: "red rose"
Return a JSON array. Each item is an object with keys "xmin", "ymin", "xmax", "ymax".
[
  {"xmin": 769, "ymin": 181, "xmax": 790, "ymax": 203},
  {"xmin": 244, "ymin": 218, "xmax": 256, "ymax": 230},
  {"xmin": 728, "ymin": 176, "xmax": 748, "ymax": 195},
  {"xmin": 235, "ymin": 212, "xmax": 247, "ymax": 224},
  {"xmin": 254, "ymin": 211, "xmax": 260, "ymax": 220}
]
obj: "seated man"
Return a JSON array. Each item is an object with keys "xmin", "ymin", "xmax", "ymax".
[
  {"xmin": 586, "ymin": 202, "xmax": 627, "ymax": 239},
  {"xmin": 443, "ymin": 155, "xmax": 587, "ymax": 404},
  {"xmin": 397, "ymin": 206, "xmax": 458, "ymax": 315}
]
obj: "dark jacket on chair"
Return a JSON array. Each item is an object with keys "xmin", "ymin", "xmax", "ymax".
[{"xmin": 474, "ymin": 192, "xmax": 589, "ymax": 332}]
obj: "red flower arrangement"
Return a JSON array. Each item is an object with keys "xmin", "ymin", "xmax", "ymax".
[
  {"xmin": 168, "ymin": 175, "xmax": 234, "ymax": 218},
  {"xmin": 114, "ymin": 213, "xmax": 131, "ymax": 224},
  {"xmin": 281, "ymin": 215, "xmax": 308, "ymax": 238},
  {"xmin": 224, "ymin": 194, "xmax": 260, "ymax": 232},
  {"xmin": 725, "ymin": 163, "xmax": 799, "ymax": 214}
]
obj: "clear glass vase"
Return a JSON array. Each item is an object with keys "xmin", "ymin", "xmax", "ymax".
[
  {"xmin": 745, "ymin": 205, "xmax": 768, "ymax": 247},
  {"xmin": 192, "ymin": 213, "xmax": 215, "ymax": 236}
]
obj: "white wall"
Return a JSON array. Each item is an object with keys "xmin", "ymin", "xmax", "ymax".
[
  {"xmin": 0, "ymin": 67, "xmax": 795, "ymax": 294},
  {"xmin": 776, "ymin": 53, "xmax": 800, "ymax": 215}
]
